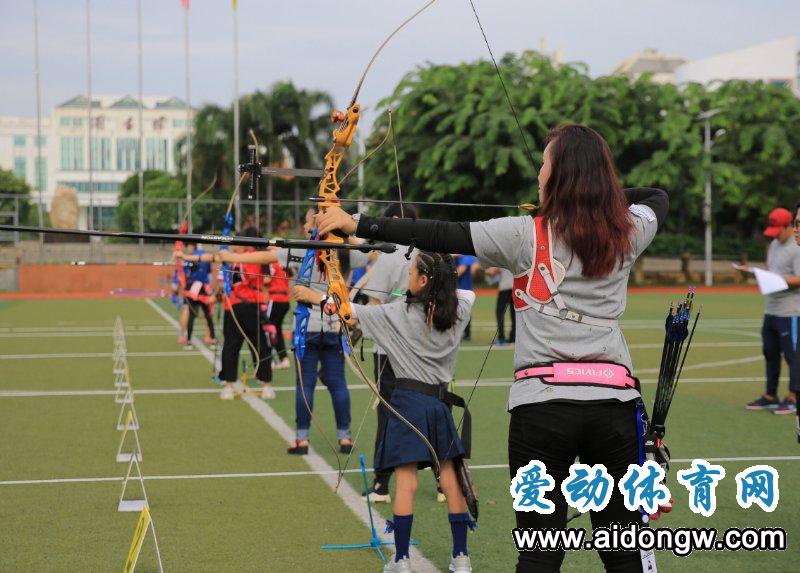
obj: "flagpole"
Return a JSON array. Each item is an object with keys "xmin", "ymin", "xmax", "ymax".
[
  {"xmin": 232, "ymin": 0, "xmax": 241, "ymax": 231},
  {"xmin": 85, "ymin": 0, "xmax": 94, "ymax": 231},
  {"xmin": 183, "ymin": 2, "xmax": 193, "ymax": 232},
  {"xmin": 32, "ymin": 0, "xmax": 44, "ymax": 245},
  {"xmin": 136, "ymin": 0, "xmax": 145, "ymax": 251}
]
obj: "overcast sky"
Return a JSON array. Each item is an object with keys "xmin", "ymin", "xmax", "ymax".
[{"xmin": 2, "ymin": 0, "xmax": 799, "ymax": 128}]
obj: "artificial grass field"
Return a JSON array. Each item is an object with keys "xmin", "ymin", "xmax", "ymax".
[{"xmin": 0, "ymin": 291, "xmax": 798, "ymax": 572}]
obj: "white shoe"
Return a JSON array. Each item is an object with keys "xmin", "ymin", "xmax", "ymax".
[
  {"xmin": 366, "ymin": 491, "xmax": 392, "ymax": 504},
  {"xmin": 261, "ymin": 384, "xmax": 276, "ymax": 400},
  {"xmin": 274, "ymin": 357, "xmax": 291, "ymax": 370},
  {"xmin": 436, "ymin": 491, "xmax": 447, "ymax": 503},
  {"xmin": 449, "ymin": 553, "xmax": 472, "ymax": 573},
  {"xmin": 383, "ymin": 556, "xmax": 412, "ymax": 572},
  {"xmin": 219, "ymin": 385, "xmax": 235, "ymax": 400}
]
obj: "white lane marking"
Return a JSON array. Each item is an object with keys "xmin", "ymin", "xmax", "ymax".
[
  {"xmin": 144, "ymin": 298, "xmax": 440, "ymax": 573},
  {"xmin": 4, "ymin": 456, "xmax": 799, "ymax": 487},
  {"xmin": 0, "ymin": 376, "xmax": 780, "ymax": 398},
  {"xmin": 0, "ymin": 331, "xmax": 174, "ymax": 339},
  {"xmin": 637, "ymin": 355, "xmax": 763, "ymax": 374},
  {"xmin": 0, "ymin": 351, "xmax": 201, "ymax": 360}
]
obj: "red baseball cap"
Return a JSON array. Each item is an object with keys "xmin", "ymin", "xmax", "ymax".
[{"xmin": 764, "ymin": 208, "xmax": 793, "ymax": 238}]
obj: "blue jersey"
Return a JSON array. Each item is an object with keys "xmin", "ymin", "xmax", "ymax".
[
  {"xmin": 184, "ymin": 249, "xmax": 212, "ymax": 284},
  {"xmin": 456, "ymin": 255, "xmax": 477, "ymax": 290}
]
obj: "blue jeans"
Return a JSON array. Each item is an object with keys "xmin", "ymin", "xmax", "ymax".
[
  {"xmin": 762, "ymin": 314, "xmax": 800, "ymax": 396},
  {"xmin": 295, "ymin": 331, "xmax": 351, "ymax": 440}
]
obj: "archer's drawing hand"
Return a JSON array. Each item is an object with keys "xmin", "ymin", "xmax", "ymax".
[
  {"xmin": 315, "ymin": 207, "xmax": 356, "ymax": 237},
  {"xmin": 292, "ymin": 285, "xmax": 324, "ymax": 306}
]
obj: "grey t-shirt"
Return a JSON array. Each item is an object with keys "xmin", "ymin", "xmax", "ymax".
[
  {"xmin": 498, "ymin": 267, "xmax": 514, "ymax": 291},
  {"xmin": 369, "ymin": 248, "xmax": 415, "ymax": 303},
  {"xmin": 281, "ymin": 247, "xmax": 338, "ymax": 333},
  {"xmin": 352, "ymin": 290, "xmax": 475, "ymax": 385},
  {"xmin": 765, "ymin": 238, "xmax": 800, "ymax": 316},
  {"xmin": 470, "ymin": 206, "xmax": 658, "ymax": 409},
  {"xmin": 366, "ymin": 247, "xmax": 415, "ymax": 354}
]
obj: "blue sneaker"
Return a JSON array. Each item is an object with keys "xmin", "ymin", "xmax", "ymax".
[
  {"xmin": 773, "ymin": 399, "xmax": 797, "ymax": 415},
  {"xmin": 745, "ymin": 396, "xmax": 780, "ymax": 410}
]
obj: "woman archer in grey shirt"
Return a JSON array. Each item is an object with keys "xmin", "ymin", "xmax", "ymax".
[{"xmin": 316, "ymin": 124, "xmax": 670, "ymax": 573}]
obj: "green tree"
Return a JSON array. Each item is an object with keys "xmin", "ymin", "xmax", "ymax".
[
  {"xmin": 359, "ymin": 51, "xmax": 800, "ymax": 249},
  {"xmin": 0, "ymin": 168, "xmax": 32, "ymax": 225},
  {"xmin": 116, "ymin": 170, "xmax": 188, "ymax": 232},
  {"xmin": 182, "ymin": 81, "xmax": 335, "ymax": 227}
]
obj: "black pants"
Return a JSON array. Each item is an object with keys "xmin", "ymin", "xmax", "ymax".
[
  {"xmin": 496, "ymin": 289, "xmax": 516, "ymax": 342},
  {"xmin": 373, "ymin": 353, "xmax": 397, "ymax": 487},
  {"xmin": 762, "ymin": 314, "xmax": 800, "ymax": 396},
  {"xmin": 509, "ymin": 400, "xmax": 646, "ymax": 573},
  {"xmin": 186, "ymin": 298, "xmax": 214, "ymax": 340},
  {"xmin": 219, "ymin": 303, "xmax": 272, "ymax": 383},
  {"xmin": 269, "ymin": 301, "xmax": 291, "ymax": 360}
]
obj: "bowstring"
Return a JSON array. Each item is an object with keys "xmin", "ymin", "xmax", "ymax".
[{"xmin": 466, "ymin": 0, "xmax": 537, "ymax": 173}]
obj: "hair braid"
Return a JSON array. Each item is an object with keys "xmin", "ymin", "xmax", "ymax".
[{"xmin": 409, "ymin": 251, "xmax": 459, "ymax": 332}]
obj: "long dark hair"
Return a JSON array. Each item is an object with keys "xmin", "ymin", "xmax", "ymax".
[
  {"xmin": 539, "ymin": 125, "xmax": 634, "ymax": 278},
  {"xmin": 408, "ymin": 251, "xmax": 459, "ymax": 332}
]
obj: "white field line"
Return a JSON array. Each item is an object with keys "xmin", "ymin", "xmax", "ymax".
[
  {"xmin": 0, "ymin": 331, "xmax": 175, "ymax": 339},
  {"xmin": 0, "ymin": 375, "xmax": 780, "ymax": 399},
  {"xmin": 455, "ymin": 341, "xmax": 762, "ymax": 352},
  {"xmin": 637, "ymin": 355, "xmax": 763, "ymax": 374},
  {"xmin": 144, "ymin": 298, "xmax": 440, "ymax": 573},
  {"xmin": 0, "ymin": 351, "xmax": 202, "ymax": 360},
  {"xmin": 3, "ymin": 455, "xmax": 799, "ymax": 487},
  {"xmin": 0, "ymin": 341, "xmax": 765, "ymax": 362},
  {"xmin": 0, "ymin": 325, "xmax": 170, "ymax": 333}
]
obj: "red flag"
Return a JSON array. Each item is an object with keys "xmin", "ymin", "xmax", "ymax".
[{"xmin": 180, "ymin": 0, "xmax": 190, "ymax": 9}]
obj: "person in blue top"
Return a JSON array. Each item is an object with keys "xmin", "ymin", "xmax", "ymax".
[
  {"xmin": 178, "ymin": 242, "xmax": 217, "ymax": 349},
  {"xmin": 455, "ymin": 254, "xmax": 479, "ymax": 341}
]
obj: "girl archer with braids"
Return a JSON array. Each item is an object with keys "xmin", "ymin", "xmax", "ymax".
[{"xmin": 293, "ymin": 251, "xmax": 477, "ymax": 573}]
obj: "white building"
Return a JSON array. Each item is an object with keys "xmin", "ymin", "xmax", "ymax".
[
  {"xmin": 675, "ymin": 36, "xmax": 799, "ymax": 94},
  {"xmin": 0, "ymin": 94, "xmax": 193, "ymax": 228},
  {"xmin": 614, "ymin": 36, "xmax": 800, "ymax": 95},
  {"xmin": 0, "ymin": 115, "xmax": 53, "ymax": 211}
]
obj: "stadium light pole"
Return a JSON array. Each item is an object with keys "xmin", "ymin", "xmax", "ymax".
[{"xmin": 697, "ymin": 109, "xmax": 721, "ymax": 287}]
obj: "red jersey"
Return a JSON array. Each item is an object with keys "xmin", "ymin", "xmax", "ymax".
[
  {"xmin": 267, "ymin": 262, "xmax": 289, "ymax": 303},
  {"xmin": 224, "ymin": 262, "xmax": 267, "ymax": 310}
]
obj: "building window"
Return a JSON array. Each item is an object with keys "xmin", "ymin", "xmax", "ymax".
[
  {"xmin": 35, "ymin": 136, "xmax": 47, "ymax": 147},
  {"xmin": 13, "ymin": 157, "xmax": 26, "ymax": 180},
  {"xmin": 59, "ymin": 117, "xmax": 83, "ymax": 127},
  {"xmin": 13, "ymin": 135, "xmax": 26, "ymax": 147},
  {"xmin": 57, "ymin": 181, "xmax": 121, "ymax": 193},
  {"xmin": 172, "ymin": 119, "xmax": 192, "ymax": 129},
  {"xmin": 91, "ymin": 137, "xmax": 112, "ymax": 171},
  {"xmin": 60, "ymin": 136, "xmax": 84, "ymax": 170},
  {"xmin": 146, "ymin": 138, "xmax": 168, "ymax": 170},
  {"xmin": 116, "ymin": 138, "xmax": 140, "ymax": 171},
  {"xmin": 35, "ymin": 158, "xmax": 47, "ymax": 191}
]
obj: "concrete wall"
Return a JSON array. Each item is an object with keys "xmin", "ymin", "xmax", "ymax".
[{"xmin": 17, "ymin": 264, "xmax": 170, "ymax": 293}]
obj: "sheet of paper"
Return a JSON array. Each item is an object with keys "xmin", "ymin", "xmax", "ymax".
[{"xmin": 752, "ymin": 267, "xmax": 789, "ymax": 295}]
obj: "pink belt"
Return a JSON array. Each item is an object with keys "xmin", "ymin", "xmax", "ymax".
[{"xmin": 514, "ymin": 362, "xmax": 638, "ymax": 390}]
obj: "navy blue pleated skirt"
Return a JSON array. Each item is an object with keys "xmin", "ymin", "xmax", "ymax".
[{"xmin": 374, "ymin": 388, "xmax": 466, "ymax": 471}]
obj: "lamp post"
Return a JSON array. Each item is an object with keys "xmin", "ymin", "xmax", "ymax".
[{"xmin": 697, "ymin": 109, "xmax": 722, "ymax": 287}]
